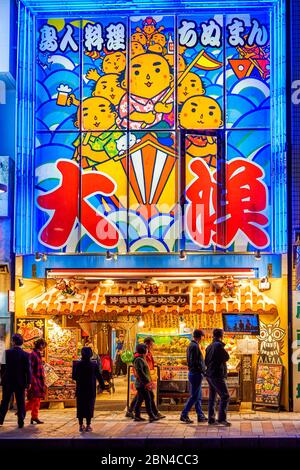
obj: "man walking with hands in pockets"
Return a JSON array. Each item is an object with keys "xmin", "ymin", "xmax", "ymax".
[
  {"xmin": 180, "ymin": 329, "xmax": 207, "ymax": 424},
  {"xmin": 205, "ymin": 328, "xmax": 231, "ymax": 427}
]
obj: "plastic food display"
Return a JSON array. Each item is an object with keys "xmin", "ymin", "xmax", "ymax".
[
  {"xmin": 137, "ymin": 333, "xmax": 191, "ymax": 379},
  {"xmin": 47, "ymin": 327, "xmax": 78, "ymax": 401}
]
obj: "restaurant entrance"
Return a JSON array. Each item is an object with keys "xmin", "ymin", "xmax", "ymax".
[{"xmin": 15, "ymin": 267, "xmax": 288, "ymax": 412}]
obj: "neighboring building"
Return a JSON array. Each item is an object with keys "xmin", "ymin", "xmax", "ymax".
[{"xmin": 0, "ymin": 0, "xmax": 17, "ymax": 363}]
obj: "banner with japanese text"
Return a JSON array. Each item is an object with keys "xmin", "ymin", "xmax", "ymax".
[{"xmin": 35, "ymin": 12, "xmax": 271, "ymax": 253}]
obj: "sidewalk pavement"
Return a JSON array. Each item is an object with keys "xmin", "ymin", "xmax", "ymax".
[{"xmin": 1, "ymin": 409, "xmax": 300, "ymax": 441}]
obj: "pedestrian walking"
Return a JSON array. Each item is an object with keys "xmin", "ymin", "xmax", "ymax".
[
  {"xmin": 180, "ymin": 329, "xmax": 207, "ymax": 424},
  {"xmin": 132, "ymin": 343, "xmax": 158, "ymax": 423},
  {"xmin": 0, "ymin": 334, "xmax": 31, "ymax": 428},
  {"xmin": 72, "ymin": 346, "xmax": 105, "ymax": 432},
  {"xmin": 205, "ymin": 328, "xmax": 231, "ymax": 427},
  {"xmin": 26, "ymin": 338, "xmax": 47, "ymax": 424},
  {"xmin": 126, "ymin": 337, "xmax": 165, "ymax": 420}
]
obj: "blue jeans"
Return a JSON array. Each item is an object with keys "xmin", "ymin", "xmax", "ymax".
[
  {"xmin": 207, "ymin": 377, "xmax": 230, "ymax": 422},
  {"xmin": 182, "ymin": 372, "xmax": 205, "ymax": 418}
]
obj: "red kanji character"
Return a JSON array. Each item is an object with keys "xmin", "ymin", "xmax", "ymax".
[
  {"xmin": 185, "ymin": 158, "xmax": 269, "ymax": 249},
  {"xmin": 214, "ymin": 159, "xmax": 269, "ymax": 248},
  {"xmin": 185, "ymin": 158, "xmax": 217, "ymax": 248},
  {"xmin": 37, "ymin": 160, "xmax": 119, "ymax": 249}
]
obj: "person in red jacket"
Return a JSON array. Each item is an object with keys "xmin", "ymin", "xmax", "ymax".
[{"xmin": 26, "ymin": 338, "xmax": 47, "ymax": 424}]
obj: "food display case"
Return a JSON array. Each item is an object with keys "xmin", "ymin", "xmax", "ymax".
[
  {"xmin": 47, "ymin": 327, "xmax": 78, "ymax": 401},
  {"xmin": 137, "ymin": 333, "xmax": 192, "ymax": 397}
]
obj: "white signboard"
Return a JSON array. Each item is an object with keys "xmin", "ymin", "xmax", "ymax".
[{"xmin": 236, "ymin": 338, "xmax": 259, "ymax": 355}]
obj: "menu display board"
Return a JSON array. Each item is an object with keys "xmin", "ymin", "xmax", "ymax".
[
  {"xmin": 253, "ymin": 363, "xmax": 283, "ymax": 408},
  {"xmin": 47, "ymin": 327, "xmax": 78, "ymax": 401},
  {"xmin": 16, "ymin": 318, "xmax": 45, "ymax": 352}
]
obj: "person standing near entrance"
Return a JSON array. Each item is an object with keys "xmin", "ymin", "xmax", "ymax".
[
  {"xmin": 180, "ymin": 329, "xmax": 207, "ymax": 424},
  {"xmin": 205, "ymin": 328, "xmax": 231, "ymax": 427},
  {"xmin": 132, "ymin": 343, "xmax": 158, "ymax": 423},
  {"xmin": 72, "ymin": 347, "xmax": 105, "ymax": 432},
  {"xmin": 0, "ymin": 334, "xmax": 31, "ymax": 428},
  {"xmin": 114, "ymin": 332, "xmax": 127, "ymax": 376},
  {"xmin": 26, "ymin": 338, "xmax": 47, "ymax": 424}
]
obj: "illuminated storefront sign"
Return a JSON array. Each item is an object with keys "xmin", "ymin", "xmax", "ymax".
[{"xmin": 15, "ymin": 1, "xmax": 286, "ymax": 256}]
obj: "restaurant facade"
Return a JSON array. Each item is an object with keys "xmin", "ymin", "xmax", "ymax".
[{"xmin": 10, "ymin": 0, "xmax": 293, "ymax": 412}]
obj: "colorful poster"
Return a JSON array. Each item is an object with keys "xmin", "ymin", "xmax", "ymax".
[
  {"xmin": 34, "ymin": 13, "xmax": 272, "ymax": 254},
  {"xmin": 254, "ymin": 363, "xmax": 283, "ymax": 407},
  {"xmin": 16, "ymin": 318, "xmax": 45, "ymax": 353}
]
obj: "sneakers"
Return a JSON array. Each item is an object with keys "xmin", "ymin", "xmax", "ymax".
[
  {"xmin": 79, "ymin": 425, "xmax": 85, "ymax": 432},
  {"xmin": 217, "ymin": 420, "xmax": 232, "ymax": 427},
  {"xmin": 85, "ymin": 425, "xmax": 93, "ymax": 432},
  {"xmin": 125, "ymin": 411, "xmax": 134, "ymax": 419},
  {"xmin": 180, "ymin": 415, "xmax": 193, "ymax": 424}
]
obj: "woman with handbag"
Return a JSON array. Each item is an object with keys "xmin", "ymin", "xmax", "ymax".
[{"xmin": 26, "ymin": 338, "xmax": 47, "ymax": 424}]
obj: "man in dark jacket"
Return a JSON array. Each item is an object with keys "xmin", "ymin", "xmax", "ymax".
[
  {"xmin": 180, "ymin": 329, "xmax": 207, "ymax": 424},
  {"xmin": 0, "ymin": 334, "xmax": 31, "ymax": 428},
  {"xmin": 132, "ymin": 343, "xmax": 158, "ymax": 423},
  {"xmin": 205, "ymin": 328, "xmax": 231, "ymax": 427}
]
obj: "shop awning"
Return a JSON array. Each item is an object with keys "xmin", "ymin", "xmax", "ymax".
[{"xmin": 47, "ymin": 268, "xmax": 255, "ymax": 280}]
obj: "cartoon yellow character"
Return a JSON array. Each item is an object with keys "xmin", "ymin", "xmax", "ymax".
[
  {"xmin": 179, "ymin": 95, "xmax": 223, "ymax": 129},
  {"xmin": 148, "ymin": 42, "xmax": 164, "ymax": 54},
  {"xmin": 72, "ymin": 96, "xmax": 122, "ymax": 168},
  {"xmin": 131, "ymin": 32, "xmax": 147, "ymax": 47},
  {"xmin": 179, "ymin": 95, "xmax": 223, "ymax": 166},
  {"xmin": 67, "ymin": 71, "xmax": 126, "ymax": 108},
  {"xmin": 131, "ymin": 41, "xmax": 145, "ymax": 58},
  {"xmin": 118, "ymin": 52, "xmax": 173, "ymax": 129},
  {"xmin": 102, "ymin": 51, "xmax": 126, "ymax": 74},
  {"xmin": 85, "ymin": 71, "xmax": 126, "ymax": 106},
  {"xmin": 178, "ymin": 72, "xmax": 205, "ymax": 105},
  {"xmin": 136, "ymin": 17, "xmax": 164, "ymax": 46},
  {"xmin": 148, "ymin": 32, "xmax": 167, "ymax": 55}
]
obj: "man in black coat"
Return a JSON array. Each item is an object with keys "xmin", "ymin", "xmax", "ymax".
[
  {"xmin": 0, "ymin": 334, "xmax": 32, "ymax": 428},
  {"xmin": 205, "ymin": 328, "xmax": 231, "ymax": 427},
  {"xmin": 180, "ymin": 329, "xmax": 207, "ymax": 424}
]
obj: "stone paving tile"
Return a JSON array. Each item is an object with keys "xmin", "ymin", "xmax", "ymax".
[{"xmin": 1, "ymin": 410, "xmax": 300, "ymax": 439}]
